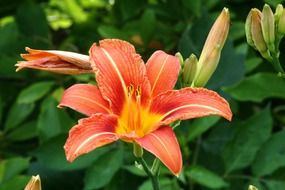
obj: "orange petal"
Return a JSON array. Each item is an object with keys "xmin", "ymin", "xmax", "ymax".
[
  {"xmin": 16, "ymin": 47, "xmax": 92, "ymax": 74},
  {"xmin": 135, "ymin": 126, "xmax": 182, "ymax": 176},
  {"xmin": 150, "ymin": 87, "xmax": 232, "ymax": 125},
  {"xmin": 64, "ymin": 114, "xmax": 119, "ymax": 162},
  {"xmin": 146, "ymin": 51, "xmax": 180, "ymax": 97},
  {"xmin": 89, "ymin": 39, "xmax": 151, "ymax": 114},
  {"xmin": 59, "ymin": 84, "xmax": 111, "ymax": 116}
]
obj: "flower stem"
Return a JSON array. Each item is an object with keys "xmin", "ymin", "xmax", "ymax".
[
  {"xmin": 151, "ymin": 158, "xmax": 160, "ymax": 176},
  {"xmin": 136, "ymin": 157, "xmax": 160, "ymax": 190},
  {"xmin": 269, "ymin": 51, "xmax": 285, "ymax": 78}
]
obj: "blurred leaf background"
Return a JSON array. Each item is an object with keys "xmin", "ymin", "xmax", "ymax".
[{"xmin": 0, "ymin": 0, "xmax": 285, "ymax": 189}]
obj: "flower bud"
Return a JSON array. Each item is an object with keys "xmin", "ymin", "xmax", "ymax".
[
  {"xmin": 245, "ymin": 10, "xmax": 255, "ymax": 48},
  {"xmin": 248, "ymin": 185, "xmax": 258, "ymax": 190},
  {"xmin": 25, "ymin": 175, "xmax": 41, "ymax": 190},
  {"xmin": 194, "ymin": 46, "xmax": 221, "ymax": 87},
  {"xmin": 275, "ymin": 4, "xmax": 283, "ymax": 23},
  {"xmin": 16, "ymin": 47, "xmax": 92, "ymax": 75},
  {"xmin": 250, "ymin": 9, "xmax": 271, "ymax": 60},
  {"xmin": 182, "ymin": 54, "xmax": 197, "ymax": 85},
  {"xmin": 175, "ymin": 52, "xmax": 184, "ymax": 67},
  {"xmin": 133, "ymin": 143, "xmax": 143, "ymax": 158},
  {"xmin": 261, "ymin": 4, "xmax": 275, "ymax": 52},
  {"xmin": 278, "ymin": 7, "xmax": 285, "ymax": 35},
  {"xmin": 193, "ymin": 8, "xmax": 230, "ymax": 87}
]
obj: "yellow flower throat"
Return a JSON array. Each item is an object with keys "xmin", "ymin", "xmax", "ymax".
[{"xmin": 116, "ymin": 85, "xmax": 162, "ymax": 138}]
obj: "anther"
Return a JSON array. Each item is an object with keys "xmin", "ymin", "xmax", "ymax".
[
  {"xmin": 127, "ymin": 84, "xmax": 134, "ymax": 96},
  {"xmin": 135, "ymin": 86, "xmax": 141, "ymax": 97}
]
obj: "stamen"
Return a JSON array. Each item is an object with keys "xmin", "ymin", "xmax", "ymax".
[
  {"xmin": 135, "ymin": 86, "xmax": 142, "ymax": 135},
  {"xmin": 135, "ymin": 85, "xmax": 141, "ymax": 97},
  {"xmin": 127, "ymin": 84, "xmax": 134, "ymax": 96},
  {"xmin": 127, "ymin": 84, "xmax": 134, "ymax": 131}
]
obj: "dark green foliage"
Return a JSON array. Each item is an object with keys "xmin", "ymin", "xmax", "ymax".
[{"xmin": 1, "ymin": 0, "xmax": 285, "ymax": 189}]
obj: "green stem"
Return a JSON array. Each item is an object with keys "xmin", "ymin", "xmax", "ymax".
[
  {"xmin": 151, "ymin": 158, "xmax": 160, "ymax": 176},
  {"xmin": 136, "ymin": 157, "xmax": 160, "ymax": 190},
  {"xmin": 271, "ymin": 51, "xmax": 284, "ymax": 74},
  {"xmin": 190, "ymin": 136, "xmax": 202, "ymax": 190}
]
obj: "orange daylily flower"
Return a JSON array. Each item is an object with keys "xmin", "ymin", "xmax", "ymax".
[{"xmin": 55, "ymin": 39, "xmax": 232, "ymax": 175}]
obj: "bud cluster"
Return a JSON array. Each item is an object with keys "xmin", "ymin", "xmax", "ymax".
[
  {"xmin": 245, "ymin": 4, "xmax": 285, "ymax": 74},
  {"xmin": 180, "ymin": 8, "xmax": 230, "ymax": 87}
]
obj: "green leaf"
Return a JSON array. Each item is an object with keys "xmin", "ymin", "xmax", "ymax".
[
  {"xmin": 264, "ymin": 0, "xmax": 285, "ymax": 7},
  {"xmin": 37, "ymin": 97, "xmax": 74, "ymax": 142},
  {"xmin": 223, "ymin": 107, "xmax": 272, "ymax": 174},
  {"xmin": 223, "ymin": 73, "xmax": 285, "ymax": 102},
  {"xmin": 188, "ymin": 116, "xmax": 220, "ymax": 141},
  {"xmin": 62, "ymin": 0, "xmax": 88, "ymax": 23},
  {"xmin": 17, "ymin": 81, "xmax": 54, "ymax": 104},
  {"xmin": 0, "ymin": 22, "xmax": 19, "ymax": 54},
  {"xmin": 97, "ymin": 25, "xmax": 128, "ymax": 39},
  {"xmin": 4, "ymin": 102, "xmax": 35, "ymax": 131},
  {"xmin": 0, "ymin": 175, "xmax": 30, "ymax": 190},
  {"xmin": 123, "ymin": 165, "xmax": 146, "ymax": 177},
  {"xmin": 140, "ymin": 9, "xmax": 156, "ymax": 44},
  {"xmin": 35, "ymin": 135, "xmax": 110, "ymax": 171},
  {"xmin": 84, "ymin": 147, "xmax": 123, "ymax": 190},
  {"xmin": 6, "ymin": 121, "xmax": 38, "ymax": 141},
  {"xmin": 0, "ymin": 97, "xmax": 3, "ymax": 125},
  {"xmin": 16, "ymin": 2, "xmax": 49, "ymax": 38},
  {"xmin": 252, "ymin": 130, "xmax": 285, "ymax": 176},
  {"xmin": 245, "ymin": 57, "xmax": 263, "ymax": 73},
  {"xmin": 0, "ymin": 55, "xmax": 21, "ymax": 77},
  {"xmin": 229, "ymin": 22, "xmax": 245, "ymax": 40},
  {"xmin": 114, "ymin": 0, "xmax": 146, "ymax": 21},
  {"xmin": 0, "ymin": 157, "xmax": 30, "ymax": 182},
  {"xmin": 186, "ymin": 166, "xmax": 228, "ymax": 189},
  {"xmin": 181, "ymin": 0, "xmax": 201, "ymax": 17},
  {"xmin": 265, "ymin": 180, "xmax": 285, "ymax": 190}
]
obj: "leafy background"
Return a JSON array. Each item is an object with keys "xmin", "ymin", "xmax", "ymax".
[{"xmin": 0, "ymin": 0, "xmax": 285, "ymax": 189}]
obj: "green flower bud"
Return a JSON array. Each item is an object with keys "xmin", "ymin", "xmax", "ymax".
[
  {"xmin": 275, "ymin": 4, "xmax": 283, "ymax": 23},
  {"xmin": 278, "ymin": 8, "xmax": 285, "ymax": 35},
  {"xmin": 133, "ymin": 143, "xmax": 143, "ymax": 158},
  {"xmin": 245, "ymin": 10, "xmax": 255, "ymax": 48},
  {"xmin": 248, "ymin": 185, "xmax": 258, "ymax": 190},
  {"xmin": 261, "ymin": 4, "xmax": 275, "ymax": 52},
  {"xmin": 193, "ymin": 8, "xmax": 230, "ymax": 87},
  {"xmin": 175, "ymin": 52, "xmax": 184, "ymax": 67},
  {"xmin": 182, "ymin": 54, "xmax": 197, "ymax": 85}
]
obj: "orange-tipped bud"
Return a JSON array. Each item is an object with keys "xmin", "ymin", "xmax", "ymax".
[
  {"xmin": 261, "ymin": 4, "xmax": 275, "ymax": 52},
  {"xmin": 25, "ymin": 175, "xmax": 41, "ymax": 190},
  {"xmin": 16, "ymin": 47, "xmax": 92, "ymax": 75},
  {"xmin": 182, "ymin": 54, "xmax": 197, "ymax": 85},
  {"xmin": 193, "ymin": 8, "xmax": 230, "ymax": 87}
]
